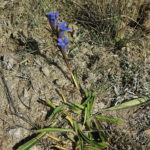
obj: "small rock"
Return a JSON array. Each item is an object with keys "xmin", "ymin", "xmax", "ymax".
[
  {"xmin": 8, "ymin": 128, "xmax": 22, "ymax": 139},
  {"xmin": 23, "ymin": 88, "xmax": 29, "ymax": 99},
  {"xmin": 99, "ymin": 102, "xmax": 106, "ymax": 109},
  {"xmin": 51, "ymin": 98, "xmax": 61, "ymax": 106},
  {"xmin": 33, "ymin": 59, "xmax": 42, "ymax": 66},
  {"xmin": 41, "ymin": 67, "xmax": 49, "ymax": 76},
  {"xmin": 2, "ymin": 54, "xmax": 14, "ymax": 70},
  {"xmin": 30, "ymin": 145, "xmax": 42, "ymax": 150},
  {"xmin": 19, "ymin": 88, "xmax": 30, "ymax": 103}
]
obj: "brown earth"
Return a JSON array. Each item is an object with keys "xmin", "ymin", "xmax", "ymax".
[{"xmin": 0, "ymin": 0, "xmax": 150, "ymax": 150}]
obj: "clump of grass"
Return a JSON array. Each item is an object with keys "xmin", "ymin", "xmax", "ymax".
[
  {"xmin": 60, "ymin": 0, "xmax": 145, "ymax": 50},
  {"xmin": 17, "ymin": 90, "xmax": 124, "ymax": 150},
  {"xmin": 14, "ymin": 1, "xmax": 150, "ymax": 149}
]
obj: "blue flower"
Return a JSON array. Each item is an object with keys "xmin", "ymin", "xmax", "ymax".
[
  {"xmin": 59, "ymin": 21, "xmax": 72, "ymax": 38},
  {"xmin": 45, "ymin": 11, "xmax": 58, "ymax": 30},
  {"xmin": 58, "ymin": 37, "xmax": 70, "ymax": 52}
]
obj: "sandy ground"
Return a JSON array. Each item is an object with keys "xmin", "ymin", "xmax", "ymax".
[{"xmin": 0, "ymin": 0, "xmax": 150, "ymax": 149}]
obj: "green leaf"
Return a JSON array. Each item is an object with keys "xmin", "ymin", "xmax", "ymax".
[
  {"xmin": 82, "ymin": 92, "xmax": 96, "ymax": 107},
  {"xmin": 74, "ymin": 122, "xmax": 83, "ymax": 150},
  {"xmin": 74, "ymin": 103, "xmax": 85, "ymax": 109},
  {"xmin": 65, "ymin": 101, "xmax": 82, "ymax": 114},
  {"xmin": 88, "ymin": 93, "xmax": 96, "ymax": 115},
  {"xmin": 74, "ymin": 121, "xmax": 79, "ymax": 135},
  {"xmin": 79, "ymin": 129, "xmax": 107, "ymax": 148},
  {"xmin": 83, "ymin": 146, "xmax": 102, "ymax": 150},
  {"xmin": 35, "ymin": 128, "xmax": 73, "ymax": 133},
  {"xmin": 83, "ymin": 107, "xmax": 88, "ymax": 125},
  {"xmin": 66, "ymin": 101, "xmax": 83, "ymax": 110},
  {"xmin": 45, "ymin": 99, "xmax": 56, "ymax": 109},
  {"xmin": 17, "ymin": 132, "xmax": 46, "ymax": 150},
  {"xmin": 73, "ymin": 70, "xmax": 79, "ymax": 85},
  {"xmin": 82, "ymin": 96, "xmax": 91, "ymax": 106},
  {"xmin": 95, "ymin": 115, "xmax": 124, "ymax": 125},
  {"xmin": 16, "ymin": 119, "xmax": 59, "ymax": 150},
  {"xmin": 67, "ymin": 135, "xmax": 76, "ymax": 143},
  {"xmin": 84, "ymin": 89, "xmax": 89, "ymax": 97},
  {"xmin": 83, "ymin": 93, "xmax": 96, "ymax": 131},
  {"xmin": 49, "ymin": 105, "xmax": 64, "ymax": 122},
  {"xmin": 93, "ymin": 118, "xmax": 107, "ymax": 142},
  {"xmin": 77, "ymin": 136, "xmax": 83, "ymax": 150},
  {"xmin": 104, "ymin": 97, "xmax": 150, "ymax": 111}
]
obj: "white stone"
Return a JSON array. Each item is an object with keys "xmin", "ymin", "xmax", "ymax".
[
  {"xmin": 2, "ymin": 54, "xmax": 14, "ymax": 70},
  {"xmin": 8, "ymin": 128, "xmax": 22, "ymax": 139},
  {"xmin": 41, "ymin": 67, "xmax": 49, "ymax": 77},
  {"xmin": 23, "ymin": 88, "xmax": 29, "ymax": 99},
  {"xmin": 28, "ymin": 145, "xmax": 42, "ymax": 150}
]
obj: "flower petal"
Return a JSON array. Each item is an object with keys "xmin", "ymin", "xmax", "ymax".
[
  {"xmin": 57, "ymin": 37, "xmax": 70, "ymax": 52},
  {"xmin": 55, "ymin": 11, "xmax": 59, "ymax": 17},
  {"xmin": 58, "ymin": 38, "xmax": 63, "ymax": 42},
  {"xmin": 64, "ymin": 37, "xmax": 67, "ymax": 42},
  {"xmin": 67, "ymin": 27, "xmax": 72, "ymax": 31}
]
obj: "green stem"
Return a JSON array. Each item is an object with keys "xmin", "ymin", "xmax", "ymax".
[{"xmin": 61, "ymin": 50, "xmax": 80, "ymax": 92}]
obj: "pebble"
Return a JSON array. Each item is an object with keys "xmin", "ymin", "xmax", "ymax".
[
  {"xmin": 2, "ymin": 54, "xmax": 14, "ymax": 70},
  {"xmin": 33, "ymin": 59, "xmax": 42, "ymax": 66},
  {"xmin": 41, "ymin": 67, "xmax": 49, "ymax": 77},
  {"xmin": 51, "ymin": 98, "xmax": 61, "ymax": 106},
  {"xmin": 30, "ymin": 145, "xmax": 42, "ymax": 150},
  {"xmin": 99, "ymin": 102, "xmax": 106, "ymax": 109},
  {"xmin": 23, "ymin": 88, "xmax": 29, "ymax": 99},
  {"xmin": 8, "ymin": 128, "xmax": 22, "ymax": 139}
]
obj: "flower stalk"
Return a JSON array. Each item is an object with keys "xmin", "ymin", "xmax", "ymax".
[
  {"xmin": 46, "ymin": 11, "xmax": 80, "ymax": 92},
  {"xmin": 45, "ymin": 11, "xmax": 58, "ymax": 30},
  {"xmin": 60, "ymin": 49, "xmax": 80, "ymax": 91}
]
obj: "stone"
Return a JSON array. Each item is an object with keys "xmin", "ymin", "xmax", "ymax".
[
  {"xmin": 8, "ymin": 128, "xmax": 22, "ymax": 139},
  {"xmin": 2, "ymin": 54, "xmax": 14, "ymax": 70},
  {"xmin": 30, "ymin": 145, "xmax": 42, "ymax": 150},
  {"xmin": 41, "ymin": 67, "xmax": 49, "ymax": 77},
  {"xmin": 23, "ymin": 88, "xmax": 29, "ymax": 99}
]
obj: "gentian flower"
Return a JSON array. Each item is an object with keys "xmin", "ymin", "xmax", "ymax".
[
  {"xmin": 45, "ymin": 11, "xmax": 58, "ymax": 30},
  {"xmin": 58, "ymin": 37, "xmax": 70, "ymax": 52},
  {"xmin": 59, "ymin": 21, "xmax": 72, "ymax": 38}
]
